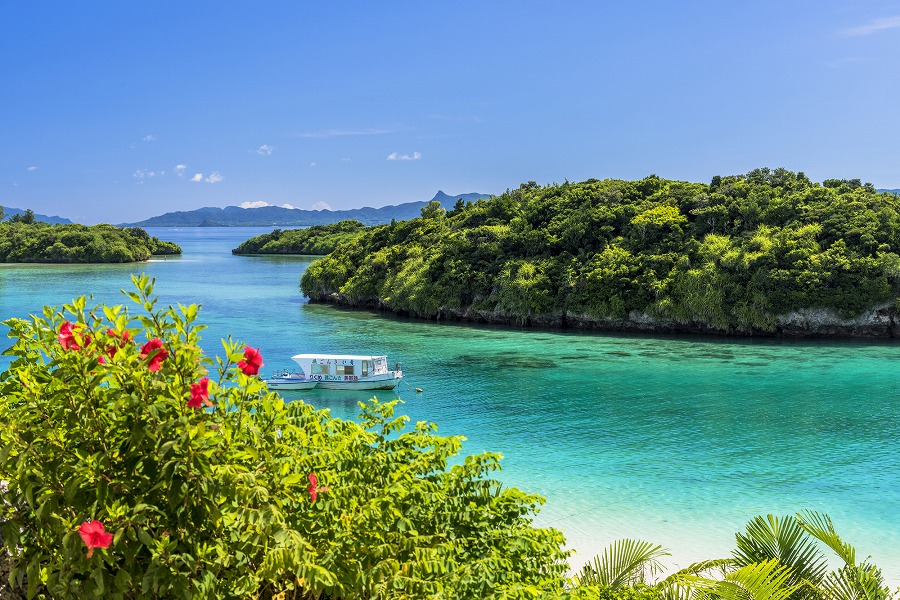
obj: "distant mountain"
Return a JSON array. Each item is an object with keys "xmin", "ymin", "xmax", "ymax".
[
  {"xmin": 878, "ymin": 188, "xmax": 900, "ymax": 195},
  {"xmin": 123, "ymin": 191, "xmax": 494, "ymax": 227},
  {"xmin": 1, "ymin": 206, "xmax": 73, "ymax": 225},
  {"xmin": 123, "ymin": 203, "xmax": 430, "ymax": 227}
]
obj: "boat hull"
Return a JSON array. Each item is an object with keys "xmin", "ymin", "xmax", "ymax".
[{"xmin": 264, "ymin": 379, "xmax": 319, "ymax": 390}]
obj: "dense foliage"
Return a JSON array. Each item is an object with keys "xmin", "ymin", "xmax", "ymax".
[
  {"xmin": 0, "ymin": 277, "xmax": 572, "ymax": 599},
  {"xmin": 0, "ymin": 222, "xmax": 180, "ymax": 263},
  {"xmin": 0, "ymin": 279, "xmax": 895, "ymax": 598},
  {"xmin": 576, "ymin": 513, "xmax": 896, "ymax": 600},
  {"xmin": 232, "ymin": 221, "xmax": 367, "ymax": 256},
  {"xmin": 301, "ymin": 169, "xmax": 900, "ymax": 334}
]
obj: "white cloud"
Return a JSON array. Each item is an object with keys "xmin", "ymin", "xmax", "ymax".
[
  {"xmin": 387, "ymin": 151, "xmax": 422, "ymax": 161},
  {"xmin": 27, "ymin": 166, "xmax": 38, "ymax": 171},
  {"xmin": 299, "ymin": 128, "xmax": 391, "ymax": 138},
  {"xmin": 256, "ymin": 144, "xmax": 275, "ymax": 155},
  {"xmin": 190, "ymin": 172, "xmax": 223, "ymax": 183},
  {"xmin": 174, "ymin": 164, "xmax": 187, "ymax": 177},
  {"xmin": 133, "ymin": 169, "xmax": 164, "ymax": 179},
  {"xmin": 143, "ymin": 134, "xmax": 157, "ymax": 142},
  {"xmin": 311, "ymin": 201, "xmax": 332, "ymax": 211},
  {"xmin": 280, "ymin": 203, "xmax": 297, "ymax": 209},
  {"xmin": 844, "ymin": 16, "xmax": 900, "ymax": 36},
  {"xmin": 240, "ymin": 201, "xmax": 271, "ymax": 209},
  {"xmin": 310, "ymin": 162, "xmax": 317, "ymax": 167}
]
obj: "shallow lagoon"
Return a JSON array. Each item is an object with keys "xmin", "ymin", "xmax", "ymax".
[{"xmin": 1, "ymin": 227, "xmax": 897, "ymax": 581}]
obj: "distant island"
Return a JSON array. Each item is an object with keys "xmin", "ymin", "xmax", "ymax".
[
  {"xmin": 302, "ymin": 169, "xmax": 900, "ymax": 338},
  {"xmin": 0, "ymin": 210, "xmax": 180, "ymax": 263},
  {"xmin": 124, "ymin": 191, "xmax": 492, "ymax": 227},
  {"xmin": 1, "ymin": 205, "xmax": 72, "ymax": 225},
  {"xmin": 232, "ymin": 220, "xmax": 366, "ymax": 255}
]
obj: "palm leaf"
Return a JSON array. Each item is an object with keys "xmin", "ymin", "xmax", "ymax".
[
  {"xmin": 576, "ymin": 539, "xmax": 670, "ymax": 589},
  {"xmin": 794, "ymin": 511, "xmax": 856, "ymax": 566},
  {"xmin": 818, "ymin": 563, "xmax": 891, "ymax": 600},
  {"xmin": 734, "ymin": 514, "xmax": 828, "ymax": 591},
  {"xmin": 660, "ymin": 557, "xmax": 737, "ymax": 600},
  {"xmin": 686, "ymin": 559, "xmax": 801, "ymax": 600}
]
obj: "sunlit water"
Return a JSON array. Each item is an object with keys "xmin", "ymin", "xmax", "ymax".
[{"xmin": 1, "ymin": 228, "xmax": 897, "ymax": 583}]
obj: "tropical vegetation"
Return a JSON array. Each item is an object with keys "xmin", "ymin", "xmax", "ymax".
[
  {"xmin": 0, "ymin": 278, "xmax": 571, "ymax": 598},
  {"xmin": 232, "ymin": 221, "xmax": 367, "ymax": 256},
  {"xmin": 301, "ymin": 169, "xmax": 900, "ymax": 335},
  {"xmin": 0, "ymin": 280, "xmax": 895, "ymax": 598},
  {"xmin": 576, "ymin": 512, "xmax": 896, "ymax": 600},
  {"xmin": 0, "ymin": 217, "xmax": 180, "ymax": 263}
]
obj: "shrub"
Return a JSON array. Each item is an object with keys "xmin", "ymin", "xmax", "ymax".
[{"xmin": 0, "ymin": 275, "xmax": 571, "ymax": 599}]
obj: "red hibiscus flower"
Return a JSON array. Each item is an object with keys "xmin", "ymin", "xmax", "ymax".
[
  {"xmin": 188, "ymin": 377, "xmax": 210, "ymax": 409},
  {"xmin": 237, "ymin": 346, "xmax": 263, "ymax": 375},
  {"xmin": 103, "ymin": 329, "xmax": 132, "ymax": 361},
  {"xmin": 140, "ymin": 339, "xmax": 168, "ymax": 372},
  {"xmin": 58, "ymin": 321, "xmax": 84, "ymax": 351},
  {"xmin": 78, "ymin": 520, "xmax": 113, "ymax": 558},
  {"xmin": 308, "ymin": 472, "xmax": 330, "ymax": 504}
]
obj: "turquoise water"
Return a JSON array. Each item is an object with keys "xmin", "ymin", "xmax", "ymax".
[{"xmin": 1, "ymin": 227, "xmax": 898, "ymax": 581}]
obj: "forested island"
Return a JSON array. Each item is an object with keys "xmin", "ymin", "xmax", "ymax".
[
  {"xmin": 232, "ymin": 220, "xmax": 366, "ymax": 255},
  {"xmin": 0, "ymin": 212, "xmax": 181, "ymax": 263},
  {"xmin": 302, "ymin": 169, "xmax": 900, "ymax": 337}
]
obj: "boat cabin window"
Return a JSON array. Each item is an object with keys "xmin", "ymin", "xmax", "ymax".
[
  {"xmin": 338, "ymin": 365, "xmax": 354, "ymax": 375},
  {"xmin": 312, "ymin": 362, "xmax": 330, "ymax": 375},
  {"xmin": 361, "ymin": 360, "xmax": 370, "ymax": 377}
]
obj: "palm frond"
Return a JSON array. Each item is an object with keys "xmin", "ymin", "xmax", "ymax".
[
  {"xmin": 734, "ymin": 514, "xmax": 828, "ymax": 589},
  {"xmin": 686, "ymin": 559, "xmax": 801, "ymax": 600},
  {"xmin": 794, "ymin": 511, "xmax": 856, "ymax": 567},
  {"xmin": 576, "ymin": 539, "xmax": 670, "ymax": 589},
  {"xmin": 665, "ymin": 558, "xmax": 737, "ymax": 581},
  {"xmin": 818, "ymin": 563, "xmax": 891, "ymax": 600}
]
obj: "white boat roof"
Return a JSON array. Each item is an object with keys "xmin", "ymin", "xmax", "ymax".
[{"xmin": 291, "ymin": 353, "xmax": 387, "ymax": 362}]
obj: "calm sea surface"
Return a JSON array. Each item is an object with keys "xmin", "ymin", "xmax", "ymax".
[{"xmin": 1, "ymin": 227, "xmax": 898, "ymax": 581}]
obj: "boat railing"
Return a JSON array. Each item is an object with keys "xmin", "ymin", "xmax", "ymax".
[{"xmin": 271, "ymin": 369, "xmax": 307, "ymax": 379}]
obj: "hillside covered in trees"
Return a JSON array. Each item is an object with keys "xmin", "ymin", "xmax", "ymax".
[
  {"xmin": 0, "ymin": 219, "xmax": 181, "ymax": 263},
  {"xmin": 301, "ymin": 169, "xmax": 900, "ymax": 337},
  {"xmin": 232, "ymin": 220, "xmax": 366, "ymax": 255}
]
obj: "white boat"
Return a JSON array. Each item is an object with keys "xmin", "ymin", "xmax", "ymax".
[
  {"xmin": 290, "ymin": 354, "xmax": 403, "ymax": 390},
  {"xmin": 263, "ymin": 369, "xmax": 319, "ymax": 390}
]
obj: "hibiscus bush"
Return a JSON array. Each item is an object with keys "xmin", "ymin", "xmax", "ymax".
[{"xmin": 0, "ymin": 275, "xmax": 574, "ymax": 599}]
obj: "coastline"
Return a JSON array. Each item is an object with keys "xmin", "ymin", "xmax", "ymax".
[{"xmin": 306, "ymin": 295, "xmax": 900, "ymax": 339}]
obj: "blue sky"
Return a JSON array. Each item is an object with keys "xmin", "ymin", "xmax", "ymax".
[{"xmin": 2, "ymin": 1, "xmax": 899, "ymax": 224}]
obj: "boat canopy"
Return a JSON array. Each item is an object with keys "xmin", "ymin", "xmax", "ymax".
[
  {"xmin": 290, "ymin": 354, "xmax": 392, "ymax": 377},
  {"xmin": 290, "ymin": 354, "xmax": 387, "ymax": 363}
]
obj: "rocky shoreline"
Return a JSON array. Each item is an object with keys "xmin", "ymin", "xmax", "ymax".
[{"xmin": 308, "ymin": 293, "xmax": 900, "ymax": 339}]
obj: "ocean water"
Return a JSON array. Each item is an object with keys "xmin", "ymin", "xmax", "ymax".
[{"xmin": 1, "ymin": 227, "xmax": 897, "ymax": 582}]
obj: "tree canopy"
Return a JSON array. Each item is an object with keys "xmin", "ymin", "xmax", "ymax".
[
  {"xmin": 0, "ymin": 222, "xmax": 181, "ymax": 263},
  {"xmin": 301, "ymin": 169, "xmax": 900, "ymax": 334},
  {"xmin": 232, "ymin": 220, "xmax": 366, "ymax": 256}
]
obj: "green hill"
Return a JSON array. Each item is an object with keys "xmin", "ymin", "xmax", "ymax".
[
  {"xmin": 301, "ymin": 169, "xmax": 900, "ymax": 337},
  {"xmin": 0, "ymin": 222, "xmax": 181, "ymax": 263},
  {"xmin": 232, "ymin": 221, "xmax": 367, "ymax": 255}
]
